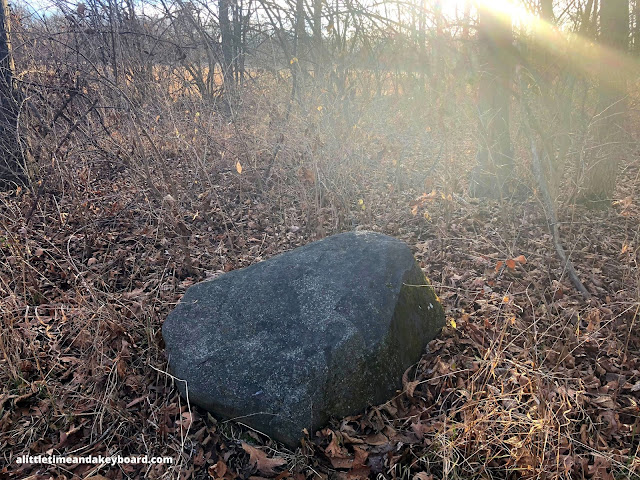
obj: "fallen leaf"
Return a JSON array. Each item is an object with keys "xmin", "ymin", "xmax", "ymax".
[
  {"xmin": 208, "ymin": 459, "xmax": 228, "ymax": 479},
  {"xmin": 176, "ymin": 411, "xmax": 193, "ymax": 430},
  {"xmin": 329, "ymin": 456, "xmax": 353, "ymax": 469},
  {"xmin": 345, "ymin": 445, "xmax": 369, "ymax": 476},
  {"xmin": 591, "ymin": 395, "xmax": 615, "ymax": 409},
  {"xmin": 364, "ymin": 433, "xmax": 388, "ymax": 445},
  {"xmin": 241, "ymin": 442, "xmax": 287, "ymax": 475},
  {"xmin": 413, "ymin": 474, "xmax": 433, "ymax": 480},
  {"xmin": 274, "ymin": 471, "xmax": 291, "ymax": 480},
  {"xmin": 402, "ymin": 366, "xmax": 421, "ymax": 397},
  {"xmin": 325, "ymin": 430, "xmax": 348, "ymax": 457},
  {"xmin": 163, "ymin": 194, "xmax": 176, "ymax": 206}
]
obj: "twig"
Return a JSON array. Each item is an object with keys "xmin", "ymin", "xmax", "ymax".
[
  {"xmin": 530, "ymin": 141, "xmax": 591, "ymax": 301},
  {"xmin": 516, "ymin": 66, "xmax": 591, "ymax": 301}
]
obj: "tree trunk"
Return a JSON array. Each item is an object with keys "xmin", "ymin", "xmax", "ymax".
[
  {"xmin": 0, "ymin": 0, "xmax": 25, "ymax": 189},
  {"xmin": 631, "ymin": 0, "xmax": 640, "ymax": 56},
  {"xmin": 313, "ymin": 0, "xmax": 323, "ymax": 78},
  {"xmin": 292, "ymin": 0, "xmax": 304, "ymax": 95},
  {"xmin": 233, "ymin": 0, "xmax": 242, "ymax": 84},
  {"xmin": 540, "ymin": 0, "xmax": 553, "ymax": 22},
  {"xmin": 432, "ymin": 0, "xmax": 443, "ymax": 89},
  {"xmin": 580, "ymin": 0, "xmax": 628, "ymax": 206},
  {"xmin": 462, "ymin": 0, "xmax": 471, "ymax": 40},
  {"xmin": 469, "ymin": 4, "xmax": 514, "ymax": 197},
  {"xmin": 219, "ymin": 0, "xmax": 234, "ymax": 93}
]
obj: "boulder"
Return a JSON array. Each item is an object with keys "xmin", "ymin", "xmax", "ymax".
[{"xmin": 162, "ymin": 231, "xmax": 444, "ymax": 446}]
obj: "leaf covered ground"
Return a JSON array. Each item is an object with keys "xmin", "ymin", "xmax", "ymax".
[{"xmin": 1, "ymin": 95, "xmax": 640, "ymax": 480}]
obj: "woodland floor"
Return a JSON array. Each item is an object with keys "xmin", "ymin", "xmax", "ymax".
[{"xmin": 1, "ymin": 106, "xmax": 640, "ymax": 480}]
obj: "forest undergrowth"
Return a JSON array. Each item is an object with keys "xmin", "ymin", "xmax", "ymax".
[{"xmin": 1, "ymin": 79, "xmax": 640, "ymax": 480}]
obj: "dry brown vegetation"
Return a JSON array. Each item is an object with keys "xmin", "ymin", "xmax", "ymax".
[{"xmin": 2, "ymin": 1, "xmax": 640, "ymax": 479}]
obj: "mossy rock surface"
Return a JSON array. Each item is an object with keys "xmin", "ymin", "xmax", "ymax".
[{"xmin": 162, "ymin": 231, "xmax": 445, "ymax": 446}]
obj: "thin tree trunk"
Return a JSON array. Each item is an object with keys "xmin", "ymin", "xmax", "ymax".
[
  {"xmin": 580, "ymin": 0, "xmax": 628, "ymax": 205},
  {"xmin": 634, "ymin": 0, "xmax": 640, "ymax": 55},
  {"xmin": 540, "ymin": 0, "xmax": 553, "ymax": 22},
  {"xmin": 313, "ymin": 0, "xmax": 323, "ymax": 78},
  {"xmin": 469, "ymin": 5, "xmax": 514, "ymax": 197},
  {"xmin": 220, "ymin": 0, "xmax": 234, "ymax": 96},
  {"xmin": 0, "ymin": 0, "xmax": 26, "ymax": 189}
]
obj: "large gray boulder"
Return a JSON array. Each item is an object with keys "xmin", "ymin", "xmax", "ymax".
[{"xmin": 162, "ymin": 231, "xmax": 444, "ymax": 446}]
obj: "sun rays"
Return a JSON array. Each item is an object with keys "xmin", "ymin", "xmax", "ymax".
[{"xmin": 462, "ymin": 0, "xmax": 638, "ymax": 89}]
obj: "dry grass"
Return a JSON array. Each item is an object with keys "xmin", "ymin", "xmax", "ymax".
[{"xmin": 1, "ymin": 62, "xmax": 639, "ymax": 480}]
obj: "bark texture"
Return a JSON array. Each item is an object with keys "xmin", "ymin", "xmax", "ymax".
[
  {"xmin": 0, "ymin": 0, "xmax": 26, "ymax": 189},
  {"xmin": 470, "ymin": 5, "xmax": 515, "ymax": 198},
  {"xmin": 581, "ymin": 0, "xmax": 629, "ymax": 206}
]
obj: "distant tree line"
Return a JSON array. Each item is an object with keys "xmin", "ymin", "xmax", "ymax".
[{"xmin": 0, "ymin": 0, "xmax": 636, "ymax": 206}]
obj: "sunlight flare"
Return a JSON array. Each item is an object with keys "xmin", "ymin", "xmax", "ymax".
[{"xmin": 461, "ymin": 0, "xmax": 639, "ymax": 90}]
